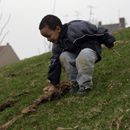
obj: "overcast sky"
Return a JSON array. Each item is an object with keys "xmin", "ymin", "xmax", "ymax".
[{"xmin": 1, "ymin": 0, "xmax": 130, "ymax": 59}]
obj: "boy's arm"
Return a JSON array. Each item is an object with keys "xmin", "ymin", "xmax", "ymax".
[
  {"xmin": 97, "ymin": 27, "xmax": 116, "ymax": 48},
  {"xmin": 100, "ymin": 33, "xmax": 116, "ymax": 48},
  {"xmin": 48, "ymin": 56, "xmax": 61, "ymax": 85},
  {"xmin": 47, "ymin": 44, "xmax": 62, "ymax": 85}
]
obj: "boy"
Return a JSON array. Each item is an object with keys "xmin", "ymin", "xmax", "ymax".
[{"xmin": 39, "ymin": 14, "xmax": 115, "ymax": 94}]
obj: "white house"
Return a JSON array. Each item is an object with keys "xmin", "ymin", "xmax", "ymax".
[{"xmin": 0, "ymin": 43, "xmax": 20, "ymax": 67}]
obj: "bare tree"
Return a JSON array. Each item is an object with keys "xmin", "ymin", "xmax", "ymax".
[
  {"xmin": 42, "ymin": 38, "xmax": 52, "ymax": 52},
  {"xmin": 0, "ymin": 0, "xmax": 11, "ymax": 44},
  {"xmin": 41, "ymin": 0, "xmax": 57, "ymax": 52}
]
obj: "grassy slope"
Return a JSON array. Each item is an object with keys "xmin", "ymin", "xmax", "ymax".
[{"xmin": 0, "ymin": 28, "xmax": 130, "ymax": 130}]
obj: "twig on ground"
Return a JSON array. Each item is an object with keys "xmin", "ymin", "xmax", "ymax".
[
  {"xmin": 0, "ymin": 99, "xmax": 17, "ymax": 112},
  {"xmin": 0, "ymin": 81, "xmax": 72, "ymax": 130}
]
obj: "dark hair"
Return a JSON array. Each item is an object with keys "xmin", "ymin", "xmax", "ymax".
[{"xmin": 39, "ymin": 14, "xmax": 62, "ymax": 30}]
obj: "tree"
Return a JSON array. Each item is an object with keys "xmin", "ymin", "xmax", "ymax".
[
  {"xmin": 41, "ymin": 0, "xmax": 57, "ymax": 52},
  {"xmin": 42, "ymin": 38, "xmax": 52, "ymax": 52},
  {"xmin": 0, "ymin": 0, "xmax": 11, "ymax": 44}
]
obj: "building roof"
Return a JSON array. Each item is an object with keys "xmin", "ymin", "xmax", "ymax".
[
  {"xmin": 0, "ymin": 46, "xmax": 6, "ymax": 52},
  {"xmin": 0, "ymin": 43, "xmax": 19, "ymax": 60},
  {"xmin": 102, "ymin": 23, "xmax": 120, "ymax": 33},
  {"xmin": 98, "ymin": 17, "xmax": 126, "ymax": 33}
]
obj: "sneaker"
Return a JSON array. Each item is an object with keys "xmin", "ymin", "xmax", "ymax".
[
  {"xmin": 77, "ymin": 87, "xmax": 91, "ymax": 95},
  {"xmin": 69, "ymin": 81, "xmax": 79, "ymax": 94}
]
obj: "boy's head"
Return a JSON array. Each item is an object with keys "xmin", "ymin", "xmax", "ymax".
[{"xmin": 39, "ymin": 14, "xmax": 62, "ymax": 43}]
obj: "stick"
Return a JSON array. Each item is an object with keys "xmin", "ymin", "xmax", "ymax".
[
  {"xmin": 0, "ymin": 81, "xmax": 72, "ymax": 130},
  {"xmin": 0, "ymin": 99, "xmax": 16, "ymax": 112},
  {"xmin": 112, "ymin": 48, "xmax": 121, "ymax": 57},
  {"xmin": 0, "ymin": 114, "xmax": 23, "ymax": 130}
]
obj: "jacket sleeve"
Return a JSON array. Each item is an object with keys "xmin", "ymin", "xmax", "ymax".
[
  {"xmin": 97, "ymin": 27, "xmax": 116, "ymax": 48},
  {"xmin": 47, "ymin": 44, "xmax": 62, "ymax": 85},
  {"xmin": 100, "ymin": 33, "xmax": 116, "ymax": 48}
]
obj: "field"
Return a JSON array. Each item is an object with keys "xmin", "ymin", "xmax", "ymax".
[{"xmin": 0, "ymin": 28, "xmax": 130, "ymax": 130}]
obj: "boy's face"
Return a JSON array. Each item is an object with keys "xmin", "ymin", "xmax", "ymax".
[{"xmin": 40, "ymin": 25, "xmax": 61, "ymax": 43}]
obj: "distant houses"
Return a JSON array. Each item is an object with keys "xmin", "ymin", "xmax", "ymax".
[
  {"xmin": 98, "ymin": 17, "xmax": 126, "ymax": 33},
  {"xmin": 0, "ymin": 43, "xmax": 20, "ymax": 68}
]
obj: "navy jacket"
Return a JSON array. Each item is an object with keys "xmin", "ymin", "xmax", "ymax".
[{"xmin": 48, "ymin": 20, "xmax": 116, "ymax": 85}]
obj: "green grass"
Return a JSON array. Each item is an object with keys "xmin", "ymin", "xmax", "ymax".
[{"xmin": 0, "ymin": 28, "xmax": 130, "ymax": 130}]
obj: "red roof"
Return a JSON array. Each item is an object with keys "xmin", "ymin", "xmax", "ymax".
[{"xmin": 0, "ymin": 46, "xmax": 6, "ymax": 52}]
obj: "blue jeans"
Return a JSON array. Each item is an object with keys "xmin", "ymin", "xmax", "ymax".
[{"xmin": 59, "ymin": 48, "xmax": 98, "ymax": 89}]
